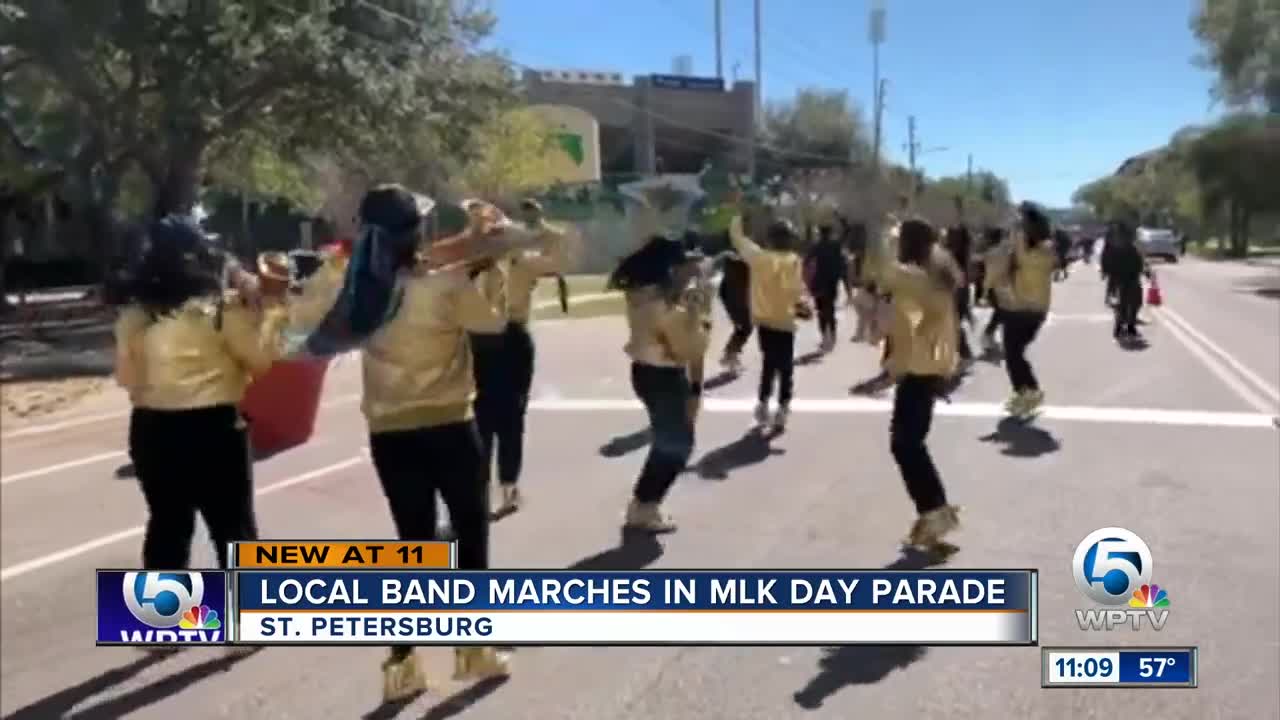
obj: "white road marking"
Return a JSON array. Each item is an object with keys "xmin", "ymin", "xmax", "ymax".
[
  {"xmin": 1153, "ymin": 308, "xmax": 1276, "ymax": 415},
  {"xmin": 526, "ymin": 397, "xmax": 1276, "ymax": 429},
  {"xmin": 1157, "ymin": 306, "xmax": 1279, "ymax": 405},
  {"xmin": 0, "ymin": 456, "xmax": 366, "ymax": 582},
  {"xmin": 1, "ymin": 409, "xmax": 130, "ymax": 439},
  {"xmin": 1, "ymin": 450, "xmax": 126, "ymax": 485}
]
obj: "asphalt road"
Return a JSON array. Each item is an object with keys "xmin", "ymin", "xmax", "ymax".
[{"xmin": 2, "ymin": 256, "xmax": 1277, "ymax": 720}]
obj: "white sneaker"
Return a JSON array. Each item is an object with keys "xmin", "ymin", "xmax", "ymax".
[
  {"xmin": 624, "ymin": 500, "xmax": 677, "ymax": 533},
  {"xmin": 772, "ymin": 406, "xmax": 790, "ymax": 431},
  {"xmin": 753, "ymin": 402, "xmax": 770, "ymax": 426}
]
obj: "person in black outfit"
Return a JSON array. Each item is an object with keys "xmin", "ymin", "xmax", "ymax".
[
  {"xmin": 805, "ymin": 223, "xmax": 852, "ymax": 352},
  {"xmin": 1053, "ymin": 229, "xmax": 1072, "ymax": 281},
  {"xmin": 716, "ymin": 231, "xmax": 753, "ymax": 374},
  {"xmin": 1100, "ymin": 228, "xmax": 1119, "ymax": 306},
  {"xmin": 943, "ymin": 226, "xmax": 975, "ymax": 365},
  {"xmin": 1106, "ymin": 221, "xmax": 1149, "ymax": 340}
]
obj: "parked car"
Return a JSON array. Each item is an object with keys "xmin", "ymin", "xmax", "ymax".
[{"xmin": 1136, "ymin": 227, "xmax": 1180, "ymax": 262}]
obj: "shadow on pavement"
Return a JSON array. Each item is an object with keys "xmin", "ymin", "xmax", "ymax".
[
  {"xmin": 791, "ymin": 550, "xmax": 942, "ymax": 710},
  {"xmin": 979, "ymin": 416, "xmax": 1062, "ymax": 458},
  {"xmin": 795, "ymin": 350, "xmax": 824, "ymax": 367},
  {"xmin": 702, "ymin": 370, "xmax": 738, "ymax": 391},
  {"xmin": 691, "ymin": 428, "xmax": 785, "ymax": 480},
  {"xmin": 568, "ymin": 529, "xmax": 664, "ymax": 571},
  {"xmin": 598, "ymin": 428, "xmax": 651, "ymax": 458},
  {"xmin": 419, "ymin": 677, "xmax": 508, "ymax": 720},
  {"xmin": 3, "ymin": 648, "xmax": 258, "ymax": 720},
  {"xmin": 1117, "ymin": 335, "xmax": 1151, "ymax": 352}
]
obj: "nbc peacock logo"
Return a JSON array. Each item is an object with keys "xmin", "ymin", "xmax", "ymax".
[
  {"xmin": 179, "ymin": 605, "xmax": 222, "ymax": 630},
  {"xmin": 1129, "ymin": 584, "xmax": 1170, "ymax": 609}
]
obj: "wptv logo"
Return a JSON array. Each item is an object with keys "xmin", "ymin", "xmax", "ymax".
[
  {"xmin": 1072, "ymin": 527, "xmax": 1172, "ymax": 632},
  {"xmin": 120, "ymin": 572, "xmax": 224, "ymax": 643}
]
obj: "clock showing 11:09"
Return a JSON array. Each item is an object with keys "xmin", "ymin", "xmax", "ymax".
[{"xmin": 1047, "ymin": 651, "xmax": 1120, "ymax": 683}]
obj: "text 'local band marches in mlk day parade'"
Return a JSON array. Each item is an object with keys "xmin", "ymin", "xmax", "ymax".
[{"xmin": 113, "ymin": 160, "xmax": 1102, "ymax": 700}]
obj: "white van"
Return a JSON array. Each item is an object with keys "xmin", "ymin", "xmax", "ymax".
[{"xmin": 1136, "ymin": 227, "xmax": 1180, "ymax": 263}]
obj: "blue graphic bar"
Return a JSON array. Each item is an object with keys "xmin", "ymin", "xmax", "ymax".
[{"xmin": 1041, "ymin": 647, "xmax": 1198, "ymax": 688}]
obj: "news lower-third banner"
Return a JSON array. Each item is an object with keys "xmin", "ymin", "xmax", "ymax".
[{"xmin": 229, "ymin": 569, "xmax": 1037, "ymax": 645}]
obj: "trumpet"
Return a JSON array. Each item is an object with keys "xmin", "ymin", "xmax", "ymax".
[{"xmin": 416, "ymin": 200, "xmax": 549, "ymax": 273}]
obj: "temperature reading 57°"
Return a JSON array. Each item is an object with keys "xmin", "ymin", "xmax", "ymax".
[{"xmin": 1139, "ymin": 656, "xmax": 1175, "ymax": 678}]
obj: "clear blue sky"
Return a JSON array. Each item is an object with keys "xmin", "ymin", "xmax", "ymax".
[{"xmin": 487, "ymin": 0, "xmax": 1222, "ymax": 207}]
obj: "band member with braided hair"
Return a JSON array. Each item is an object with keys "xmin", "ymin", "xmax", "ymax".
[
  {"xmin": 728, "ymin": 214, "xmax": 806, "ymax": 431},
  {"xmin": 1002, "ymin": 203, "xmax": 1057, "ymax": 417},
  {"xmin": 612, "ymin": 236, "xmax": 711, "ymax": 533},
  {"xmin": 339, "ymin": 186, "xmax": 511, "ymax": 700},
  {"xmin": 881, "ymin": 217, "xmax": 964, "ymax": 552},
  {"xmin": 112, "ymin": 217, "xmax": 288, "ymax": 573},
  {"xmin": 470, "ymin": 198, "xmax": 570, "ymax": 515}
]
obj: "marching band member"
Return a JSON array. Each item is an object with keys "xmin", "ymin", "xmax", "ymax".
[
  {"xmin": 470, "ymin": 198, "xmax": 570, "ymax": 515},
  {"xmin": 980, "ymin": 226, "xmax": 1012, "ymax": 351},
  {"xmin": 611, "ymin": 236, "xmax": 711, "ymax": 533},
  {"xmin": 805, "ymin": 222, "xmax": 852, "ymax": 353},
  {"xmin": 1001, "ymin": 203, "xmax": 1057, "ymax": 417},
  {"xmin": 112, "ymin": 216, "xmax": 288, "ymax": 571},
  {"xmin": 334, "ymin": 186, "xmax": 511, "ymax": 700},
  {"xmin": 715, "ymin": 239, "xmax": 753, "ymax": 374},
  {"xmin": 880, "ymin": 218, "xmax": 964, "ymax": 552},
  {"xmin": 728, "ymin": 214, "xmax": 805, "ymax": 431}
]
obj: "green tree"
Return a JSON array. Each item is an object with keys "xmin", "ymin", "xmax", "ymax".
[
  {"xmin": 760, "ymin": 88, "xmax": 871, "ymax": 177},
  {"xmin": 1, "ymin": 0, "xmax": 513, "ymax": 226},
  {"xmin": 1185, "ymin": 112, "xmax": 1280, "ymax": 254},
  {"xmin": 1191, "ymin": 0, "xmax": 1280, "ymax": 112},
  {"xmin": 455, "ymin": 108, "xmax": 578, "ymax": 202}
]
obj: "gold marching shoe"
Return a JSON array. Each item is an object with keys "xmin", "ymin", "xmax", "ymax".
[
  {"xmin": 905, "ymin": 505, "xmax": 962, "ymax": 553},
  {"xmin": 382, "ymin": 650, "xmax": 428, "ymax": 703},
  {"xmin": 453, "ymin": 647, "xmax": 511, "ymax": 681}
]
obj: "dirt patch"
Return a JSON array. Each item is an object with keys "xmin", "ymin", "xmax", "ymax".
[
  {"xmin": 1, "ymin": 321, "xmax": 116, "ymax": 422},
  {"xmin": 1, "ymin": 376, "xmax": 111, "ymax": 423}
]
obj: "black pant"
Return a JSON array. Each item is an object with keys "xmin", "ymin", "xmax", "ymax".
[
  {"xmin": 1001, "ymin": 310, "xmax": 1046, "ymax": 392},
  {"xmin": 470, "ymin": 322, "xmax": 535, "ymax": 487},
  {"xmin": 631, "ymin": 363, "xmax": 693, "ymax": 504},
  {"xmin": 1114, "ymin": 280, "xmax": 1142, "ymax": 334},
  {"xmin": 954, "ymin": 286, "xmax": 973, "ymax": 360},
  {"xmin": 757, "ymin": 326, "xmax": 796, "ymax": 406},
  {"xmin": 814, "ymin": 292, "xmax": 837, "ymax": 337},
  {"xmin": 370, "ymin": 420, "xmax": 488, "ymax": 659},
  {"xmin": 890, "ymin": 375, "xmax": 947, "ymax": 515},
  {"xmin": 129, "ymin": 405, "xmax": 257, "ymax": 569},
  {"xmin": 983, "ymin": 293, "xmax": 1003, "ymax": 337},
  {"xmin": 721, "ymin": 293, "xmax": 753, "ymax": 356},
  {"xmin": 369, "ymin": 421, "xmax": 488, "ymax": 568}
]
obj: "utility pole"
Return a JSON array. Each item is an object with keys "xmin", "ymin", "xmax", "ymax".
[
  {"xmin": 748, "ymin": 0, "xmax": 761, "ymax": 181},
  {"xmin": 966, "ymin": 153, "xmax": 974, "ymax": 193},
  {"xmin": 714, "ymin": 0, "xmax": 725, "ymax": 81},
  {"xmin": 869, "ymin": 1, "xmax": 886, "ymax": 177},
  {"xmin": 907, "ymin": 115, "xmax": 917, "ymax": 173},
  {"xmin": 873, "ymin": 79, "xmax": 886, "ymax": 176}
]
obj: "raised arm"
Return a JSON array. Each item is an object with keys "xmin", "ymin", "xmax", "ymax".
[{"xmin": 728, "ymin": 215, "xmax": 762, "ymax": 259}]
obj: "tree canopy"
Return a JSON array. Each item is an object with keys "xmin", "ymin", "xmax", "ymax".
[
  {"xmin": 1192, "ymin": 0, "xmax": 1280, "ymax": 112},
  {"xmin": 760, "ymin": 87, "xmax": 871, "ymax": 177},
  {"xmin": 0, "ymin": 0, "xmax": 516, "ymax": 224}
]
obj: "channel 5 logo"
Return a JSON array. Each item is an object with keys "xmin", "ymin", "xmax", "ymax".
[
  {"xmin": 97, "ymin": 570, "xmax": 226, "ymax": 644},
  {"xmin": 1072, "ymin": 527, "xmax": 1172, "ymax": 632}
]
